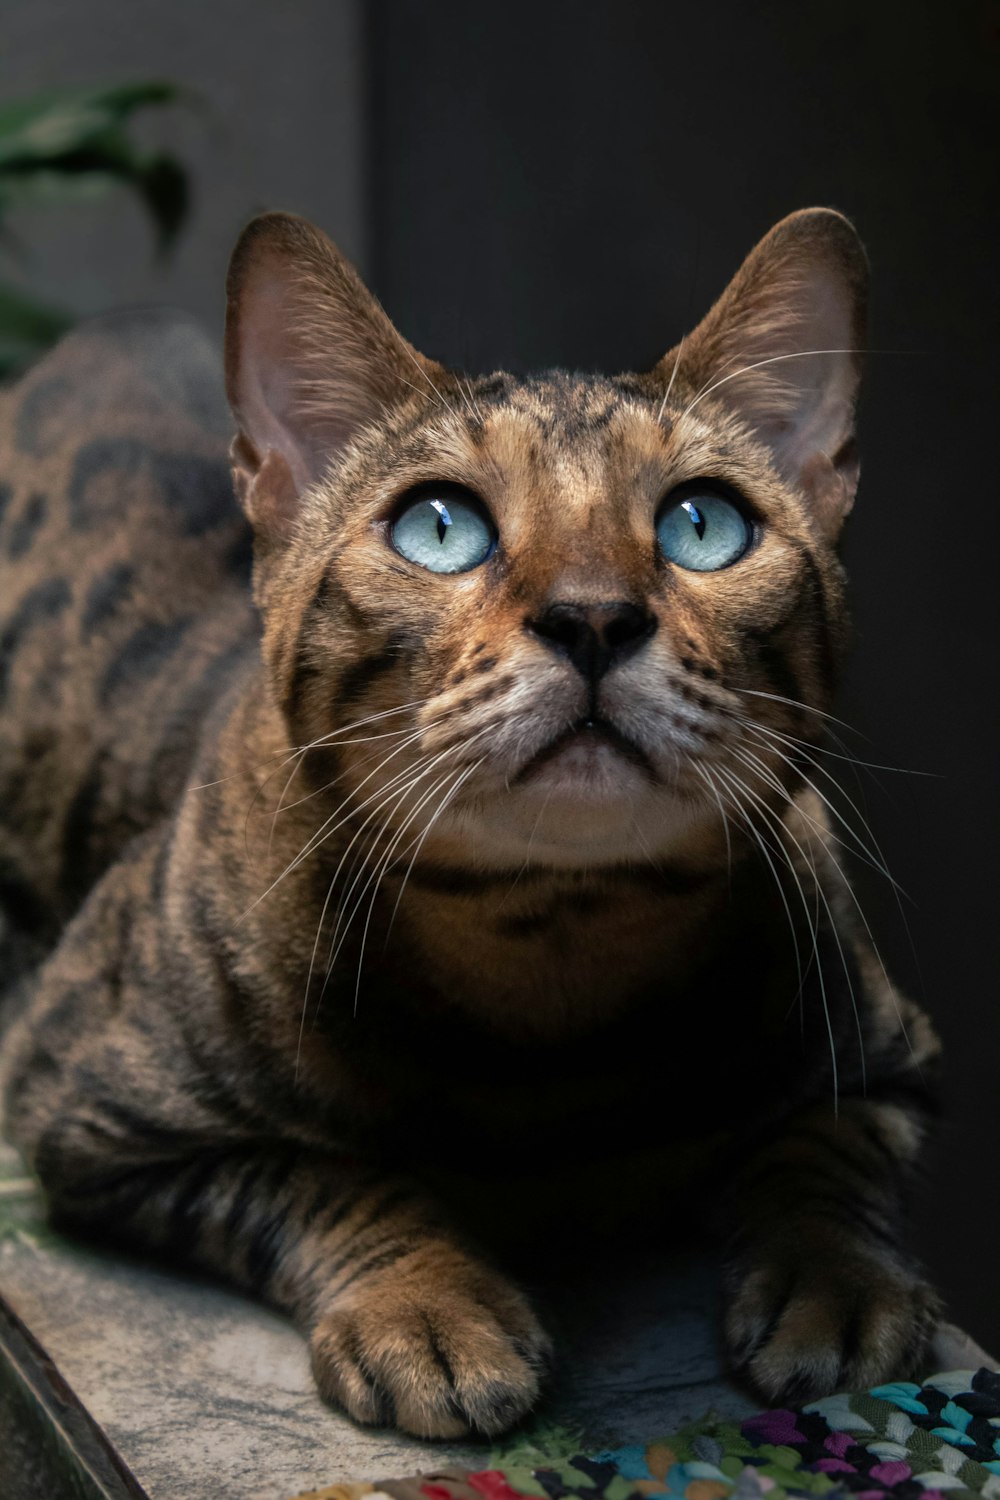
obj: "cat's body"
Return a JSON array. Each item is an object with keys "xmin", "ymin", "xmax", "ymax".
[{"xmin": 0, "ymin": 211, "xmax": 941, "ymax": 1439}]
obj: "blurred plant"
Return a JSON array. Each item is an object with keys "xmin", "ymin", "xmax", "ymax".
[{"xmin": 0, "ymin": 81, "xmax": 190, "ymax": 378}]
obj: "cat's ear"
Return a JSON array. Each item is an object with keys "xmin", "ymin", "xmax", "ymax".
[
  {"xmin": 225, "ymin": 212, "xmax": 443, "ymax": 543},
  {"xmin": 658, "ymin": 208, "xmax": 868, "ymax": 536}
]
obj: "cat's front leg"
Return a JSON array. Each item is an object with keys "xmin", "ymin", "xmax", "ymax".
[
  {"xmin": 17, "ymin": 1121, "xmax": 550, "ymax": 1437},
  {"xmin": 722, "ymin": 1096, "xmax": 941, "ymax": 1403},
  {"xmin": 308, "ymin": 1227, "xmax": 550, "ymax": 1437},
  {"xmin": 0, "ymin": 841, "xmax": 550, "ymax": 1437}
]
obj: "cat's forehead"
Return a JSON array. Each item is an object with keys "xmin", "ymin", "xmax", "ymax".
[
  {"xmin": 340, "ymin": 368, "xmax": 669, "ymax": 514},
  {"xmin": 470, "ymin": 369, "xmax": 651, "ymax": 431},
  {"xmin": 463, "ymin": 367, "xmax": 752, "ymax": 468},
  {"xmin": 450, "ymin": 366, "xmax": 769, "ymax": 510}
]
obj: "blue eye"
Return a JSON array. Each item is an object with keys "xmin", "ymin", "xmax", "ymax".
[
  {"xmin": 656, "ymin": 489, "xmax": 753, "ymax": 571},
  {"xmin": 391, "ymin": 489, "xmax": 497, "ymax": 574}
]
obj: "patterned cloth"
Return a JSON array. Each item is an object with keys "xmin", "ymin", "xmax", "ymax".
[{"xmin": 292, "ymin": 1369, "xmax": 1000, "ymax": 1500}]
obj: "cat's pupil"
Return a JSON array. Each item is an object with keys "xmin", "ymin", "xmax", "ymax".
[
  {"xmin": 682, "ymin": 500, "xmax": 706, "ymax": 539},
  {"xmin": 430, "ymin": 499, "xmax": 451, "ymax": 543}
]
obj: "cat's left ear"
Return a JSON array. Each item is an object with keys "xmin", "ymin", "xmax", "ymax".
[
  {"xmin": 225, "ymin": 212, "xmax": 444, "ymax": 544},
  {"xmin": 658, "ymin": 208, "xmax": 868, "ymax": 536}
]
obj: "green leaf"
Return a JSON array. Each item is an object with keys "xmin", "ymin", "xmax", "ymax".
[
  {"xmin": 134, "ymin": 155, "xmax": 188, "ymax": 251},
  {"xmin": 0, "ymin": 82, "xmax": 193, "ymax": 375},
  {"xmin": 0, "ymin": 281, "xmax": 72, "ymax": 341},
  {"xmin": 0, "ymin": 281, "xmax": 73, "ymax": 380},
  {"xmin": 0, "ymin": 82, "xmax": 184, "ymax": 162},
  {"xmin": 0, "ymin": 81, "xmax": 191, "ymax": 249}
]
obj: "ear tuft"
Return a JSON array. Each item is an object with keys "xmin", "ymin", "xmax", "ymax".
[{"xmin": 658, "ymin": 208, "xmax": 868, "ymax": 535}]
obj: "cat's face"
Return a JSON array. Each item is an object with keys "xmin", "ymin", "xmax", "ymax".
[{"xmin": 225, "ymin": 210, "xmax": 865, "ymax": 871}]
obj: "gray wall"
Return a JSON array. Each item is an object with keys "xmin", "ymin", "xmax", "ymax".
[{"xmin": 0, "ymin": 0, "xmax": 366, "ymax": 333}]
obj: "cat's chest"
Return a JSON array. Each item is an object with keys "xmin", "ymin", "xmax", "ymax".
[
  {"xmin": 328, "ymin": 931, "xmax": 788, "ymax": 1168},
  {"xmin": 323, "ymin": 964, "xmax": 779, "ymax": 1249},
  {"xmin": 369, "ymin": 862, "xmax": 734, "ymax": 1039},
  {"xmin": 296, "ymin": 858, "xmax": 831, "ymax": 1186}
]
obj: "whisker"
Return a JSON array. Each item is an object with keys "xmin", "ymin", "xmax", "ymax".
[
  {"xmin": 236, "ymin": 725, "xmax": 458, "ymax": 924},
  {"xmin": 353, "ymin": 758, "xmax": 482, "ymax": 1015},
  {"xmin": 385, "ymin": 756, "xmax": 486, "ymax": 947},
  {"xmin": 656, "ymin": 336, "xmax": 685, "ymax": 425},
  {"xmin": 729, "ymin": 685, "xmax": 870, "ymax": 739},
  {"xmin": 735, "ymin": 731, "xmax": 908, "ymax": 898},
  {"xmin": 266, "ymin": 753, "xmax": 307, "ymax": 866},
  {"xmin": 188, "ymin": 697, "xmax": 435, "ymax": 793},
  {"xmin": 718, "ymin": 758, "xmax": 821, "ymax": 1031},
  {"xmin": 332, "ymin": 765, "xmax": 456, "ymax": 977},
  {"xmin": 735, "ymin": 733, "xmax": 921, "ymax": 1075},
  {"xmin": 294, "ymin": 743, "xmax": 456, "ymax": 1073},
  {"xmin": 733, "ymin": 715, "xmax": 926, "ymax": 1011},
  {"xmin": 393, "ymin": 337, "xmax": 463, "ymax": 422},
  {"xmin": 704, "ymin": 762, "xmax": 811, "ymax": 1024},
  {"xmin": 462, "ymin": 377, "xmax": 487, "ymax": 425},
  {"xmin": 729, "ymin": 752, "xmax": 867, "ymax": 1100},
  {"xmin": 320, "ymin": 737, "xmax": 491, "ymax": 1012},
  {"xmin": 271, "ymin": 713, "xmax": 458, "ymax": 819},
  {"xmin": 681, "ymin": 347, "xmax": 862, "ymax": 420},
  {"xmin": 731, "ymin": 710, "xmax": 935, "ymax": 779},
  {"xmin": 739, "ymin": 722, "xmax": 908, "ymax": 881},
  {"xmin": 693, "ymin": 757, "xmax": 734, "ymax": 881},
  {"xmin": 319, "ymin": 727, "xmax": 493, "ymax": 1005},
  {"xmin": 189, "ymin": 755, "xmax": 290, "ymax": 793},
  {"xmin": 715, "ymin": 761, "xmax": 840, "ymax": 1109},
  {"xmin": 237, "ymin": 704, "xmax": 439, "ymax": 868}
]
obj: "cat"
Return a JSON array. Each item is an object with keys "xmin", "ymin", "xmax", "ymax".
[{"xmin": 0, "ymin": 207, "xmax": 942, "ymax": 1440}]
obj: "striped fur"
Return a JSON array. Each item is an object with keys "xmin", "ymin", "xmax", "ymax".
[{"xmin": 0, "ymin": 212, "xmax": 940, "ymax": 1437}]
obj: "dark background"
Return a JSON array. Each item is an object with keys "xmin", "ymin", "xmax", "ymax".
[
  {"xmin": 3, "ymin": 1, "xmax": 998, "ymax": 1345},
  {"xmin": 367, "ymin": 0, "xmax": 1000, "ymax": 1349}
]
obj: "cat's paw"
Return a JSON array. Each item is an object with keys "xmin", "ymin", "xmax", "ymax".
[
  {"xmin": 725, "ymin": 1240, "xmax": 941, "ymax": 1404},
  {"xmin": 310, "ymin": 1243, "xmax": 551, "ymax": 1438}
]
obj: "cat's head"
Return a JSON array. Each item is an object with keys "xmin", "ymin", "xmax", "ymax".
[{"xmin": 224, "ymin": 208, "xmax": 866, "ymax": 871}]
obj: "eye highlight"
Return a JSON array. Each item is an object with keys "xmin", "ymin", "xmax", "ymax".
[
  {"xmin": 390, "ymin": 486, "xmax": 497, "ymax": 574},
  {"xmin": 656, "ymin": 486, "xmax": 753, "ymax": 572}
]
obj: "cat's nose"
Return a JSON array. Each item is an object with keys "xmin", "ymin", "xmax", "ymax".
[{"xmin": 528, "ymin": 600, "xmax": 656, "ymax": 682}]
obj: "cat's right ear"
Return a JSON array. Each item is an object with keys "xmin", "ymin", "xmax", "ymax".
[{"xmin": 225, "ymin": 212, "xmax": 442, "ymax": 545}]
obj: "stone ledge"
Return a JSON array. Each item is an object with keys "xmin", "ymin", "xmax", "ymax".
[{"xmin": 0, "ymin": 1137, "xmax": 751, "ymax": 1500}]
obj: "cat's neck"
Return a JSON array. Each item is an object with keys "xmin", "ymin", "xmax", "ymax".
[{"xmin": 384, "ymin": 855, "xmax": 733, "ymax": 1039}]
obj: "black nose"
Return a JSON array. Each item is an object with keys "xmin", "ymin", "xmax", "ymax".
[{"xmin": 528, "ymin": 600, "xmax": 656, "ymax": 682}]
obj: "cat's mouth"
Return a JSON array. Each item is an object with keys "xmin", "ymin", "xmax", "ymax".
[{"xmin": 514, "ymin": 716, "xmax": 654, "ymax": 786}]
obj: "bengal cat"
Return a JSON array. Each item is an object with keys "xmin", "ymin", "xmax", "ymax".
[{"xmin": 0, "ymin": 208, "xmax": 942, "ymax": 1439}]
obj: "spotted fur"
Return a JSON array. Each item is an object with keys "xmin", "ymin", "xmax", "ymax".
[{"xmin": 0, "ymin": 211, "xmax": 941, "ymax": 1438}]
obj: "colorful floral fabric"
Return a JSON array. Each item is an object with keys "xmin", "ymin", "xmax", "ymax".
[{"xmin": 292, "ymin": 1369, "xmax": 1000, "ymax": 1500}]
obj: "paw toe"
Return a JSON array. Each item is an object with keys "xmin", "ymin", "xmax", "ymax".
[
  {"xmin": 727, "ymin": 1254, "xmax": 940, "ymax": 1404},
  {"xmin": 311, "ymin": 1254, "xmax": 549, "ymax": 1438}
]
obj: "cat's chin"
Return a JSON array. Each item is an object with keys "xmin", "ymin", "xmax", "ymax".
[
  {"xmin": 514, "ymin": 718, "xmax": 654, "ymax": 797},
  {"xmin": 448, "ymin": 777, "xmax": 707, "ymax": 870},
  {"xmin": 426, "ymin": 724, "xmax": 713, "ymax": 868}
]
